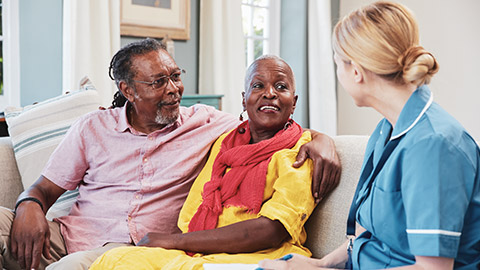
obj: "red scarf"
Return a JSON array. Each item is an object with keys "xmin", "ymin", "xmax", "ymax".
[{"xmin": 188, "ymin": 120, "xmax": 303, "ymax": 233}]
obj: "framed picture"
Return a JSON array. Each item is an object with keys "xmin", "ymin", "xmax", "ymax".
[{"xmin": 120, "ymin": 0, "xmax": 191, "ymax": 40}]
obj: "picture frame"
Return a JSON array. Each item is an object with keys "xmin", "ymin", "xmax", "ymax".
[{"xmin": 120, "ymin": 0, "xmax": 191, "ymax": 40}]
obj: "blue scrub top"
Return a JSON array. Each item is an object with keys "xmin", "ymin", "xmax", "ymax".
[{"xmin": 352, "ymin": 85, "xmax": 480, "ymax": 269}]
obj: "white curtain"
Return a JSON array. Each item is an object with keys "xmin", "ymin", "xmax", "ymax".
[
  {"xmin": 198, "ymin": 0, "xmax": 245, "ymax": 115},
  {"xmin": 63, "ymin": 0, "xmax": 121, "ymax": 107},
  {"xmin": 307, "ymin": 0, "xmax": 337, "ymax": 136}
]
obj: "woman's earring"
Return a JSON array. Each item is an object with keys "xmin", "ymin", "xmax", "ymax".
[
  {"xmin": 284, "ymin": 114, "xmax": 293, "ymax": 130},
  {"xmin": 239, "ymin": 109, "xmax": 246, "ymax": 121}
]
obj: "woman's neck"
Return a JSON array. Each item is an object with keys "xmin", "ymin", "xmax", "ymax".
[
  {"xmin": 368, "ymin": 79, "xmax": 417, "ymax": 128},
  {"xmin": 249, "ymin": 128, "xmax": 280, "ymax": 144}
]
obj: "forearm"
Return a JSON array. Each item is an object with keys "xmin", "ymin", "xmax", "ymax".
[
  {"xmin": 16, "ymin": 175, "xmax": 66, "ymax": 214},
  {"xmin": 181, "ymin": 217, "xmax": 288, "ymax": 253},
  {"xmin": 146, "ymin": 217, "xmax": 288, "ymax": 254},
  {"xmin": 318, "ymin": 239, "xmax": 350, "ymax": 268}
]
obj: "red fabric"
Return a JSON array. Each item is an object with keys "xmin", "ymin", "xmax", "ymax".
[{"xmin": 188, "ymin": 120, "xmax": 303, "ymax": 233}]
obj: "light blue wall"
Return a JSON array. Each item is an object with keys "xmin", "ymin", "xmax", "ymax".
[
  {"xmin": 19, "ymin": 0, "xmax": 63, "ymax": 106},
  {"xmin": 280, "ymin": 0, "xmax": 308, "ymax": 128},
  {"xmin": 121, "ymin": 0, "xmax": 199, "ymax": 95}
]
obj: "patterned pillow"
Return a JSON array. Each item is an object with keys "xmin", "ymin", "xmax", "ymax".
[{"xmin": 5, "ymin": 89, "xmax": 101, "ymax": 219}]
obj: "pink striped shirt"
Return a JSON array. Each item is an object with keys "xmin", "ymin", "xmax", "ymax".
[{"xmin": 42, "ymin": 104, "xmax": 239, "ymax": 253}]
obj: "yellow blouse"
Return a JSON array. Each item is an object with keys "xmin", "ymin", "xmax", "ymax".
[{"xmin": 90, "ymin": 131, "xmax": 315, "ymax": 270}]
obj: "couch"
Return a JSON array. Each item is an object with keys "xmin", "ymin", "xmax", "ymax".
[{"xmin": 0, "ymin": 132, "xmax": 368, "ymax": 259}]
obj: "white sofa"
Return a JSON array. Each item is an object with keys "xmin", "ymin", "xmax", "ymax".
[{"xmin": 0, "ymin": 134, "xmax": 368, "ymax": 259}]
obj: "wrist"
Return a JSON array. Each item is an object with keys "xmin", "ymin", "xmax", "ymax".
[{"xmin": 14, "ymin": 197, "xmax": 44, "ymax": 214}]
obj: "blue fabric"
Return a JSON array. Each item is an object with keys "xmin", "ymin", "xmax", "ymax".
[{"xmin": 351, "ymin": 85, "xmax": 480, "ymax": 269}]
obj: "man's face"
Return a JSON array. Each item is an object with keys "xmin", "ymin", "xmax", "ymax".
[{"xmin": 128, "ymin": 49, "xmax": 184, "ymax": 128}]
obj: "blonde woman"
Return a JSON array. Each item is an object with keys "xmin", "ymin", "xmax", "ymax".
[{"xmin": 259, "ymin": 1, "xmax": 480, "ymax": 269}]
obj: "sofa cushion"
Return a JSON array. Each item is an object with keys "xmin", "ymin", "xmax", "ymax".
[
  {"xmin": 0, "ymin": 137, "xmax": 24, "ymax": 209},
  {"xmin": 4, "ymin": 89, "xmax": 101, "ymax": 219},
  {"xmin": 304, "ymin": 135, "xmax": 368, "ymax": 259}
]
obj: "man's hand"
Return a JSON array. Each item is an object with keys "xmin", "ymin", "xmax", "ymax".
[
  {"xmin": 294, "ymin": 132, "xmax": 341, "ymax": 203},
  {"xmin": 11, "ymin": 202, "xmax": 51, "ymax": 270}
]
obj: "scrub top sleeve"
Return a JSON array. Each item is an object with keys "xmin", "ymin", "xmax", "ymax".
[{"xmin": 401, "ymin": 136, "xmax": 476, "ymax": 258}]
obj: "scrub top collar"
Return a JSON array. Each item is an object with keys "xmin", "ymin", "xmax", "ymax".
[{"xmin": 389, "ymin": 85, "xmax": 434, "ymax": 141}]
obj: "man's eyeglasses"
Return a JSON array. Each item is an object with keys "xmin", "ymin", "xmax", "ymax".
[{"xmin": 133, "ymin": 69, "xmax": 186, "ymax": 90}]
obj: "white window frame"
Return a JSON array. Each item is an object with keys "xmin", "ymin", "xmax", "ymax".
[
  {"xmin": 242, "ymin": 0, "xmax": 281, "ymax": 67},
  {"xmin": 0, "ymin": 0, "xmax": 21, "ymax": 111}
]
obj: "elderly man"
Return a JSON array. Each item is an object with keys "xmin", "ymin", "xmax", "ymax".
[{"xmin": 0, "ymin": 38, "xmax": 340, "ymax": 270}]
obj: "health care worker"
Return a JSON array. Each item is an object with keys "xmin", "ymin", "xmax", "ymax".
[{"xmin": 258, "ymin": 1, "xmax": 480, "ymax": 270}]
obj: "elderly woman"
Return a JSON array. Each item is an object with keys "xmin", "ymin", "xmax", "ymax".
[
  {"xmin": 259, "ymin": 1, "xmax": 480, "ymax": 270},
  {"xmin": 90, "ymin": 55, "xmax": 318, "ymax": 269}
]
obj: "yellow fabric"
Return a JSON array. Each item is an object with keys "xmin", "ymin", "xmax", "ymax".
[{"xmin": 90, "ymin": 131, "xmax": 315, "ymax": 270}]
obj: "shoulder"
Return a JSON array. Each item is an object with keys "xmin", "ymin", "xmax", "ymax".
[
  {"xmin": 179, "ymin": 104, "xmax": 232, "ymax": 120},
  {"xmin": 406, "ymin": 104, "xmax": 478, "ymax": 163},
  {"xmin": 71, "ymin": 107, "xmax": 122, "ymax": 131},
  {"xmin": 178, "ymin": 104, "xmax": 240, "ymax": 130},
  {"xmin": 271, "ymin": 131, "xmax": 312, "ymax": 164}
]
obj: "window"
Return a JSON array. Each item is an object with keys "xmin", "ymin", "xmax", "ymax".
[
  {"xmin": 241, "ymin": 0, "xmax": 280, "ymax": 67},
  {"xmin": 0, "ymin": 0, "xmax": 20, "ymax": 110}
]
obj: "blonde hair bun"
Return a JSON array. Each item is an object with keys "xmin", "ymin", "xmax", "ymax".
[
  {"xmin": 399, "ymin": 46, "xmax": 439, "ymax": 85},
  {"xmin": 332, "ymin": 1, "xmax": 440, "ymax": 86}
]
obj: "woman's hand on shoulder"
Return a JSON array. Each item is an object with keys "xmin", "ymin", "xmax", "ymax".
[
  {"xmin": 258, "ymin": 254, "xmax": 332, "ymax": 270},
  {"xmin": 294, "ymin": 131, "xmax": 341, "ymax": 203}
]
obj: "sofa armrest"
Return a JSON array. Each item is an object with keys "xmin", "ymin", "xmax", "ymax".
[
  {"xmin": 0, "ymin": 137, "xmax": 24, "ymax": 209},
  {"xmin": 304, "ymin": 135, "xmax": 368, "ymax": 259}
]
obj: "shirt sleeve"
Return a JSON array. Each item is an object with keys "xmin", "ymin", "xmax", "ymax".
[
  {"xmin": 401, "ymin": 135, "xmax": 477, "ymax": 258},
  {"xmin": 41, "ymin": 116, "xmax": 89, "ymax": 190},
  {"xmin": 259, "ymin": 132, "xmax": 316, "ymax": 244}
]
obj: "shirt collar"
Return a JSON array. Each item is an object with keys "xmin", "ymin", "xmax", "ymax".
[
  {"xmin": 390, "ymin": 85, "xmax": 433, "ymax": 140},
  {"xmin": 114, "ymin": 102, "xmax": 181, "ymax": 134},
  {"xmin": 115, "ymin": 102, "xmax": 131, "ymax": 133}
]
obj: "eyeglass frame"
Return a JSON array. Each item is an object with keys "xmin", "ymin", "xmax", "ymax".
[{"xmin": 132, "ymin": 69, "xmax": 186, "ymax": 90}]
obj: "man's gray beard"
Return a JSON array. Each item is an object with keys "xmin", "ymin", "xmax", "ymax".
[{"xmin": 155, "ymin": 108, "xmax": 179, "ymax": 125}]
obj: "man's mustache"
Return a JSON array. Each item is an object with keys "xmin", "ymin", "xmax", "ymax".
[{"xmin": 158, "ymin": 94, "xmax": 181, "ymax": 107}]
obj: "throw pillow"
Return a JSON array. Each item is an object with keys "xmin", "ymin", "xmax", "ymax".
[{"xmin": 5, "ymin": 89, "xmax": 101, "ymax": 220}]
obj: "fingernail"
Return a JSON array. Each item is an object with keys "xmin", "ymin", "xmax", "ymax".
[
  {"xmin": 280, "ymin": 254, "xmax": 293, "ymax": 261},
  {"xmin": 314, "ymin": 192, "xmax": 318, "ymax": 198}
]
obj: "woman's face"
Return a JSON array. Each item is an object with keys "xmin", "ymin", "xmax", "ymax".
[{"xmin": 243, "ymin": 58, "xmax": 297, "ymax": 134}]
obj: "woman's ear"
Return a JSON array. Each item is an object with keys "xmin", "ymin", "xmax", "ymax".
[
  {"xmin": 291, "ymin": 95, "xmax": 298, "ymax": 115},
  {"xmin": 351, "ymin": 62, "xmax": 364, "ymax": 84},
  {"xmin": 119, "ymin": 81, "xmax": 135, "ymax": 103}
]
